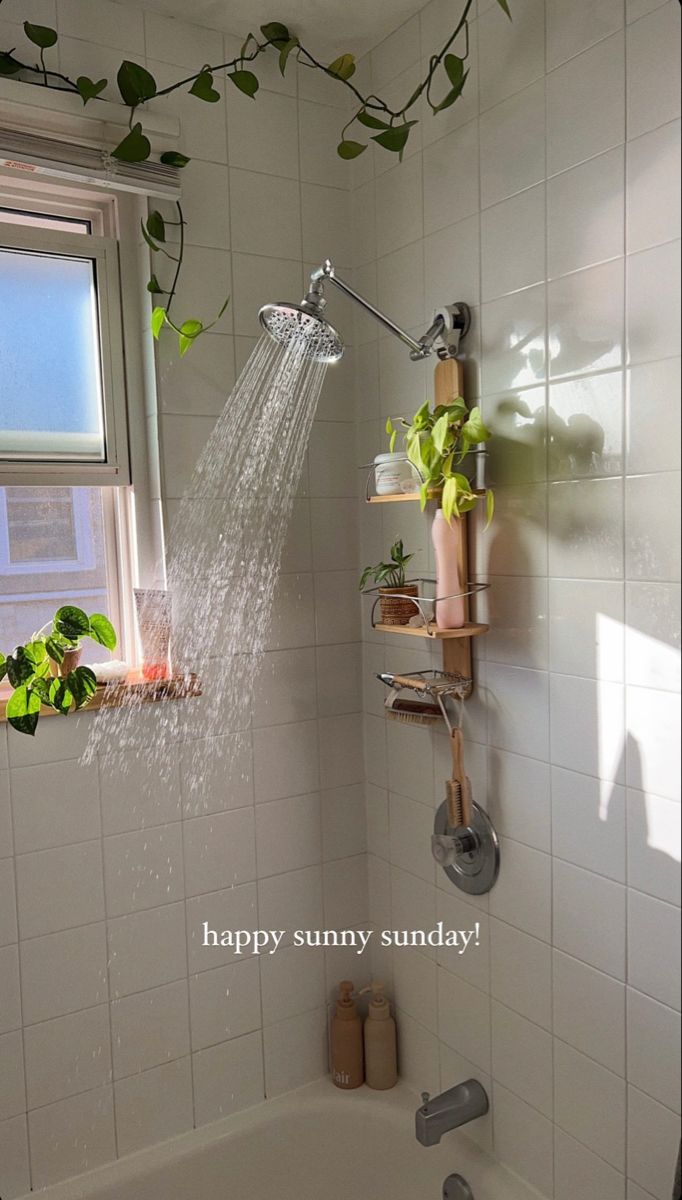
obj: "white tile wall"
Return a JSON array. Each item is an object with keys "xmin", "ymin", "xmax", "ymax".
[
  {"xmin": 354, "ymin": 3, "xmax": 681, "ymax": 1198},
  {"xmin": 1, "ymin": 16, "xmax": 365, "ymax": 1177},
  {"xmin": 0, "ymin": 2, "xmax": 679, "ymax": 1199}
]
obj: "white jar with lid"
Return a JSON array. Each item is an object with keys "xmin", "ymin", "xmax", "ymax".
[{"xmin": 374, "ymin": 452, "xmax": 417, "ymax": 496}]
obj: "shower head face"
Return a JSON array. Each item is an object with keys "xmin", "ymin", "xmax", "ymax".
[{"xmin": 259, "ymin": 302, "xmax": 344, "ymax": 364}]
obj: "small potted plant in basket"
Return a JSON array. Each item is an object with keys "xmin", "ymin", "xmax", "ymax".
[{"xmin": 359, "ymin": 539, "xmax": 418, "ymax": 626}]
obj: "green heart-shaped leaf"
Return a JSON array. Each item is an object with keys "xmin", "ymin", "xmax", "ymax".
[
  {"xmin": 434, "ymin": 69, "xmax": 469, "ymax": 113},
  {"xmin": 7, "ymin": 648, "xmax": 33, "ymax": 688},
  {"xmin": 24, "ymin": 640, "xmax": 47, "ymax": 667},
  {"xmin": 151, "ymin": 307, "xmax": 167, "ymax": 339},
  {"xmin": 462, "ymin": 406, "xmax": 491, "ymax": 444},
  {"xmin": 112, "ymin": 123, "xmax": 151, "ymax": 162},
  {"xmin": 160, "ymin": 150, "xmax": 191, "ymax": 168},
  {"xmin": 89, "ymin": 614, "xmax": 117, "ymax": 651},
  {"xmin": 0, "ymin": 653, "xmax": 6, "ymax": 683},
  {"xmin": 260, "ymin": 21, "xmax": 291, "ymax": 43},
  {"xmin": 66, "ymin": 666, "xmax": 98, "ymax": 710},
  {"xmin": 328, "ymin": 53, "xmax": 356, "ymax": 81},
  {"xmin": 356, "ymin": 111, "xmax": 391, "ymax": 131},
  {"xmin": 141, "ymin": 219, "xmax": 160, "ymax": 252},
  {"xmin": 76, "ymin": 75, "xmax": 107, "ymax": 104},
  {"xmin": 147, "ymin": 274, "xmax": 164, "ymax": 295},
  {"xmin": 179, "ymin": 319, "xmax": 203, "ymax": 356},
  {"xmin": 337, "ymin": 139, "xmax": 367, "ymax": 159},
  {"xmin": 146, "ymin": 211, "xmax": 166, "ymax": 242},
  {"xmin": 24, "ymin": 21, "xmax": 58, "ymax": 48},
  {"xmin": 49, "ymin": 677, "xmax": 74, "ymax": 715},
  {"xmin": 444, "ymin": 54, "xmax": 465, "ymax": 87},
  {"xmin": 190, "ymin": 69, "xmax": 220, "ymax": 102},
  {"xmin": 53, "ymin": 605, "xmax": 90, "ymax": 641},
  {"xmin": 279, "ymin": 37, "xmax": 299, "ymax": 75},
  {"xmin": 45, "ymin": 636, "xmax": 65, "ymax": 665},
  {"xmin": 485, "ymin": 489, "xmax": 495, "ymax": 529},
  {"xmin": 6, "ymin": 685, "xmax": 40, "ymax": 736},
  {"xmin": 117, "ymin": 60, "xmax": 157, "ymax": 106},
  {"xmin": 229, "ymin": 70, "xmax": 259, "ymax": 98},
  {"xmin": 0, "ymin": 52, "xmax": 23, "ymax": 76},
  {"xmin": 495, "ymin": 0, "xmax": 512, "ymax": 17},
  {"xmin": 372, "ymin": 123, "xmax": 417, "ymax": 154}
]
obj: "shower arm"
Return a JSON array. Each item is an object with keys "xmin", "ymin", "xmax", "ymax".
[{"xmin": 308, "ymin": 260, "xmax": 470, "ymax": 362}]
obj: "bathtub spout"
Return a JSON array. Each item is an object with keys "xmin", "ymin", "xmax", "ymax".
[{"xmin": 415, "ymin": 1080, "xmax": 489, "ymax": 1148}]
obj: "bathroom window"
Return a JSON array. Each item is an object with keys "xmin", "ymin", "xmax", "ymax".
[
  {"xmin": 0, "ymin": 188, "xmax": 137, "ymax": 657},
  {"xmin": 0, "ymin": 200, "xmax": 129, "ymax": 483}
]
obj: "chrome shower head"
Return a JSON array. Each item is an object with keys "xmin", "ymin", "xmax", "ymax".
[
  {"xmin": 258, "ymin": 301, "xmax": 344, "ymax": 364},
  {"xmin": 259, "ymin": 259, "xmax": 471, "ymax": 367}
]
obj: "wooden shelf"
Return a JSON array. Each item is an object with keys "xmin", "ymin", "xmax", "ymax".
[
  {"xmin": 1, "ymin": 672, "xmax": 202, "ymax": 724},
  {"xmin": 374, "ymin": 621, "xmax": 488, "ymax": 640},
  {"xmin": 367, "ymin": 490, "xmax": 440, "ymax": 505}
]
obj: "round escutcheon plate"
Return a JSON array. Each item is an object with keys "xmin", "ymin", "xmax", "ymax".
[{"xmin": 433, "ymin": 800, "xmax": 500, "ymax": 896}]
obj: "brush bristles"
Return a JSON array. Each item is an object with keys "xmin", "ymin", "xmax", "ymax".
[
  {"xmin": 386, "ymin": 710, "xmax": 439, "ymax": 726},
  {"xmin": 447, "ymin": 778, "xmax": 465, "ymax": 828}
]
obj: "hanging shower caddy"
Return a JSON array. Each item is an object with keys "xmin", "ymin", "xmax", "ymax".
[{"xmin": 363, "ymin": 358, "xmax": 489, "ymax": 696}]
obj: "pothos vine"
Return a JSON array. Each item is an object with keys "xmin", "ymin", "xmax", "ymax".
[{"xmin": 1, "ymin": 0, "xmax": 511, "ymax": 354}]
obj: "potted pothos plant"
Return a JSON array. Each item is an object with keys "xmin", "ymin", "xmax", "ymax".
[
  {"xmin": 386, "ymin": 398, "xmax": 494, "ymax": 526},
  {"xmin": 0, "ymin": 606, "xmax": 117, "ymax": 736},
  {"xmin": 359, "ymin": 539, "xmax": 418, "ymax": 626}
]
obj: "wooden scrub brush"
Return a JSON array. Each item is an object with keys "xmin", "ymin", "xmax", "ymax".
[
  {"xmin": 383, "ymin": 675, "xmax": 443, "ymax": 726},
  {"xmin": 446, "ymin": 727, "xmax": 474, "ymax": 830}
]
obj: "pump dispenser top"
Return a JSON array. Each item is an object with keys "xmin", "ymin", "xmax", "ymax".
[{"xmin": 366, "ymin": 980, "xmax": 391, "ymax": 1019}]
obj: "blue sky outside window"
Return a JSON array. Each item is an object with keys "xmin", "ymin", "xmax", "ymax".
[{"xmin": 0, "ymin": 246, "xmax": 106, "ymax": 460}]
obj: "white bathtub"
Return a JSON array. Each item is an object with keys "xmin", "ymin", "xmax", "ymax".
[{"xmin": 32, "ymin": 1080, "xmax": 543, "ymax": 1200}]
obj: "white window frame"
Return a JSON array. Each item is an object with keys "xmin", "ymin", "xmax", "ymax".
[
  {"xmin": 0, "ymin": 216, "xmax": 130, "ymax": 487},
  {"xmin": 0, "ymin": 173, "xmax": 167, "ymax": 666}
]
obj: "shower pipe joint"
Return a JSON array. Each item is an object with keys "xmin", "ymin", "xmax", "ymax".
[{"xmin": 308, "ymin": 260, "xmax": 470, "ymax": 361}]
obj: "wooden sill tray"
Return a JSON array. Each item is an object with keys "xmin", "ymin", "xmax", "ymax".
[
  {"xmin": 0, "ymin": 671, "xmax": 202, "ymax": 723},
  {"xmin": 374, "ymin": 622, "xmax": 489, "ymax": 640}
]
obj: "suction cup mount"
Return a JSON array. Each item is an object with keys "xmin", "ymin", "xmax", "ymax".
[
  {"xmin": 434, "ymin": 302, "xmax": 472, "ymax": 359},
  {"xmin": 432, "ymin": 799, "xmax": 500, "ymax": 896}
]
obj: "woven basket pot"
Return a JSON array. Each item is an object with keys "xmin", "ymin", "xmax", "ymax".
[{"xmin": 379, "ymin": 584, "xmax": 419, "ymax": 626}]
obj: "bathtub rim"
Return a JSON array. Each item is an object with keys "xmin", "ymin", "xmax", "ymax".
[{"xmin": 23, "ymin": 1078, "xmax": 547, "ymax": 1200}]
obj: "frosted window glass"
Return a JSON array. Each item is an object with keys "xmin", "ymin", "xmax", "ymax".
[{"xmin": 0, "ymin": 247, "xmax": 106, "ymax": 460}]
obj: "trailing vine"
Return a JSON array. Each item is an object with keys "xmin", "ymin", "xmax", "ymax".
[{"xmin": 1, "ymin": 2, "xmax": 511, "ymax": 352}]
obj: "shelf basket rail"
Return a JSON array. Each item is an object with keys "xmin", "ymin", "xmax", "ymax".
[{"xmin": 362, "ymin": 578, "xmax": 489, "ymax": 634}]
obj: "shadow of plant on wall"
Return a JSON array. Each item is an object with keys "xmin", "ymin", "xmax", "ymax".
[
  {"xmin": 0, "ymin": 0, "xmax": 513, "ymax": 354},
  {"xmin": 487, "ymin": 392, "xmax": 608, "ymax": 486}
]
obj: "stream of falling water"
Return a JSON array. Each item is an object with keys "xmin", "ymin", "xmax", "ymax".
[{"xmin": 82, "ymin": 331, "xmax": 329, "ymax": 790}]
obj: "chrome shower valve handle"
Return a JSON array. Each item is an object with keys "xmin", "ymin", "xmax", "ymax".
[
  {"xmin": 432, "ymin": 801, "xmax": 500, "ymax": 896},
  {"xmin": 431, "ymin": 828, "xmax": 478, "ymax": 868}
]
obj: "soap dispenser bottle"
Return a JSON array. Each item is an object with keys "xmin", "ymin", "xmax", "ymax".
[
  {"xmin": 363, "ymin": 981, "xmax": 398, "ymax": 1090},
  {"xmin": 330, "ymin": 981, "xmax": 364, "ymax": 1090}
]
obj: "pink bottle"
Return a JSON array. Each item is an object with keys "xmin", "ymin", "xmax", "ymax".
[{"xmin": 431, "ymin": 509, "xmax": 466, "ymax": 629}]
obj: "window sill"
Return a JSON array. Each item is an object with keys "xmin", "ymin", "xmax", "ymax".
[{"xmin": 0, "ymin": 671, "xmax": 202, "ymax": 724}]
